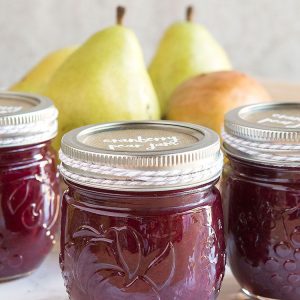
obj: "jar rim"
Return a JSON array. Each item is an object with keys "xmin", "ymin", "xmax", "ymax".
[
  {"xmin": 0, "ymin": 92, "xmax": 58, "ymax": 147},
  {"xmin": 60, "ymin": 121, "xmax": 223, "ymax": 191},
  {"xmin": 223, "ymin": 102, "xmax": 300, "ymax": 167}
]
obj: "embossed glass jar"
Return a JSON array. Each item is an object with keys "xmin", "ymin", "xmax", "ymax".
[
  {"xmin": 222, "ymin": 103, "xmax": 300, "ymax": 300},
  {"xmin": 59, "ymin": 121, "xmax": 225, "ymax": 300},
  {"xmin": 0, "ymin": 92, "xmax": 60, "ymax": 281}
]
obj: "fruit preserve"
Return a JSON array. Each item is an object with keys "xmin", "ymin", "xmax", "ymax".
[
  {"xmin": 0, "ymin": 92, "xmax": 60, "ymax": 281},
  {"xmin": 222, "ymin": 103, "xmax": 300, "ymax": 300},
  {"xmin": 59, "ymin": 121, "xmax": 225, "ymax": 300}
]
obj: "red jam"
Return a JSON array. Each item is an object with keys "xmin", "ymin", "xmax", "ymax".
[
  {"xmin": 222, "ymin": 157, "xmax": 300, "ymax": 300},
  {"xmin": 222, "ymin": 102, "xmax": 300, "ymax": 299},
  {"xmin": 60, "ymin": 180, "xmax": 225, "ymax": 300},
  {"xmin": 0, "ymin": 142, "xmax": 60, "ymax": 280},
  {"xmin": 59, "ymin": 121, "xmax": 225, "ymax": 299}
]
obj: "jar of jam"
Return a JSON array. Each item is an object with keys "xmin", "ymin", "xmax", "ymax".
[
  {"xmin": 222, "ymin": 102, "xmax": 300, "ymax": 300},
  {"xmin": 59, "ymin": 121, "xmax": 225, "ymax": 300},
  {"xmin": 0, "ymin": 92, "xmax": 60, "ymax": 281}
]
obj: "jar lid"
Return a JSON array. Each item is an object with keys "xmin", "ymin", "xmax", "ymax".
[
  {"xmin": 60, "ymin": 121, "xmax": 223, "ymax": 191},
  {"xmin": 0, "ymin": 92, "xmax": 58, "ymax": 147},
  {"xmin": 223, "ymin": 102, "xmax": 300, "ymax": 166}
]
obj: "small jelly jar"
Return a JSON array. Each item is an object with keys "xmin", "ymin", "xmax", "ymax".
[
  {"xmin": 59, "ymin": 121, "xmax": 225, "ymax": 300},
  {"xmin": 0, "ymin": 92, "xmax": 60, "ymax": 281},
  {"xmin": 222, "ymin": 102, "xmax": 300, "ymax": 300}
]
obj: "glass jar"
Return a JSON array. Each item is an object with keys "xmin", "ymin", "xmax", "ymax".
[
  {"xmin": 222, "ymin": 102, "xmax": 300, "ymax": 300},
  {"xmin": 0, "ymin": 92, "xmax": 60, "ymax": 280},
  {"xmin": 59, "ymin": 121, "xmax": 225, "ymax": 300}
]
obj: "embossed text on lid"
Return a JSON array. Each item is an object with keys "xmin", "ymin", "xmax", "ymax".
[
  {"xmin": 77, "ymin": 123, "xmax": 204, "ymax": 153},
  {"xmin": 80, "ymin": 128, "xmax": 200, "ymax": 152},
  {"xmin": 240, "ymin": 105, "xmax": 300, "ymax": 129},
  {"xmin": 225, "ymin": 102, "xmax": 300, "ymax": 143},
  {"xmin": 0, "ymin": 97, "xmax": 36, "ymax": 116}
]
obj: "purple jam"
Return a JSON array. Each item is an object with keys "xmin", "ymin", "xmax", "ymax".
[
  {"xmin": 60, "ymin": 179, "xmax": 225, "ymax": 300},
  {"xmin": 0, "ymin": 141, "xmax": 60, "ymax": 280},
  {"xmin": 222, "ymin": 156, "xmax": 300, "ymax": 300}
]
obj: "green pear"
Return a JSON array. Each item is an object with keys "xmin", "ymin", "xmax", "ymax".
[
  {"xmin": 10, "ymin": 46, "xmax": 77, "ymax": 93},
  {"xmin": 42, "ymin": 7, "xmax": 160, "ymax": 150},
  {"xmin": 149, "ymin": 6, "xmax": 232, "ymax": 115}
]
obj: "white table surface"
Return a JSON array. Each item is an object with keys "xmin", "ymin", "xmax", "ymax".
[{"xmin": 0, "ymin": 245, "xmax": 244, "ymax": 300}]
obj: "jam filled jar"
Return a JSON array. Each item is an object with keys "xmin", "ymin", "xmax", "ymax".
[
  {"xmin": 222, "ymin": 103, "xmax": 300, "ymax": 300},
  {"xmin": 0, "ymin": 92, "xmax": 60, "ymax": 280},
  {"xmin": 59, "ymin": 121, "xmax": 225, "ymax": 300}
]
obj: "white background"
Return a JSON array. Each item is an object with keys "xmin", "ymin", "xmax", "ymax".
[{"xmin": 0, "ymin": 0, "xmax": 300, "ymax": 87}]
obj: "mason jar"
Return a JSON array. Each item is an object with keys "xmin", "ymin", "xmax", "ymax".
[
  {"xmin": 59, "ymin": 121, "xmax": 225, "ymax": 300},
  {"xmin": 0, "ymin": 92, "xmax": 60, "ymax": 280},
  {"xmin": 222, "ymin": 102, "xmax": 300, "ymax": 300}
]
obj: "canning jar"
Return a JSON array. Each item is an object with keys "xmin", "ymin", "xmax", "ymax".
[
  {"xmin": 59, "ymin": 121, "xmax": 225, "ymax": 300},
  {"xmin": 0, "ymin": 92, "xmax": 60, "ymax": 281},
  {"xmin": 222, "ymin": 102, "xmax": 300, "ymax": 300}
]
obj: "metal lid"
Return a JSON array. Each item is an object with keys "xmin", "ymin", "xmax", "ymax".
[
  {"xmin": 0, "ymin": 92, "xmax": 58, "ymax": 147},
  {"xmin": 60, "ymin": 121, "xmax": 223, "ymax": 191},
  {"xmin": 223, "ymin": 102, "xmax": 300, "ymax": 166}
]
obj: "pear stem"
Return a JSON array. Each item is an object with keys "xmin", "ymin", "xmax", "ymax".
[
  {"xmin": 116, "ymin": 6, "xmax": 126, "ymax": 25},
  {"xmin": 186, "ymin": 6, "xmax": 194, "ymax": 22}
]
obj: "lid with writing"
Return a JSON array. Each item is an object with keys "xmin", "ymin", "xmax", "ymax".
[
  {"xmin": 0, "ymin": 92, "xmax": 58, "ymax": 147},
  {"xmin": 223, "ymin": 102, "xmax": 300, "ymax": 166},
  {"xmin": 60, "ymin": 121, "xmax": 223, "ymax": 191}
]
